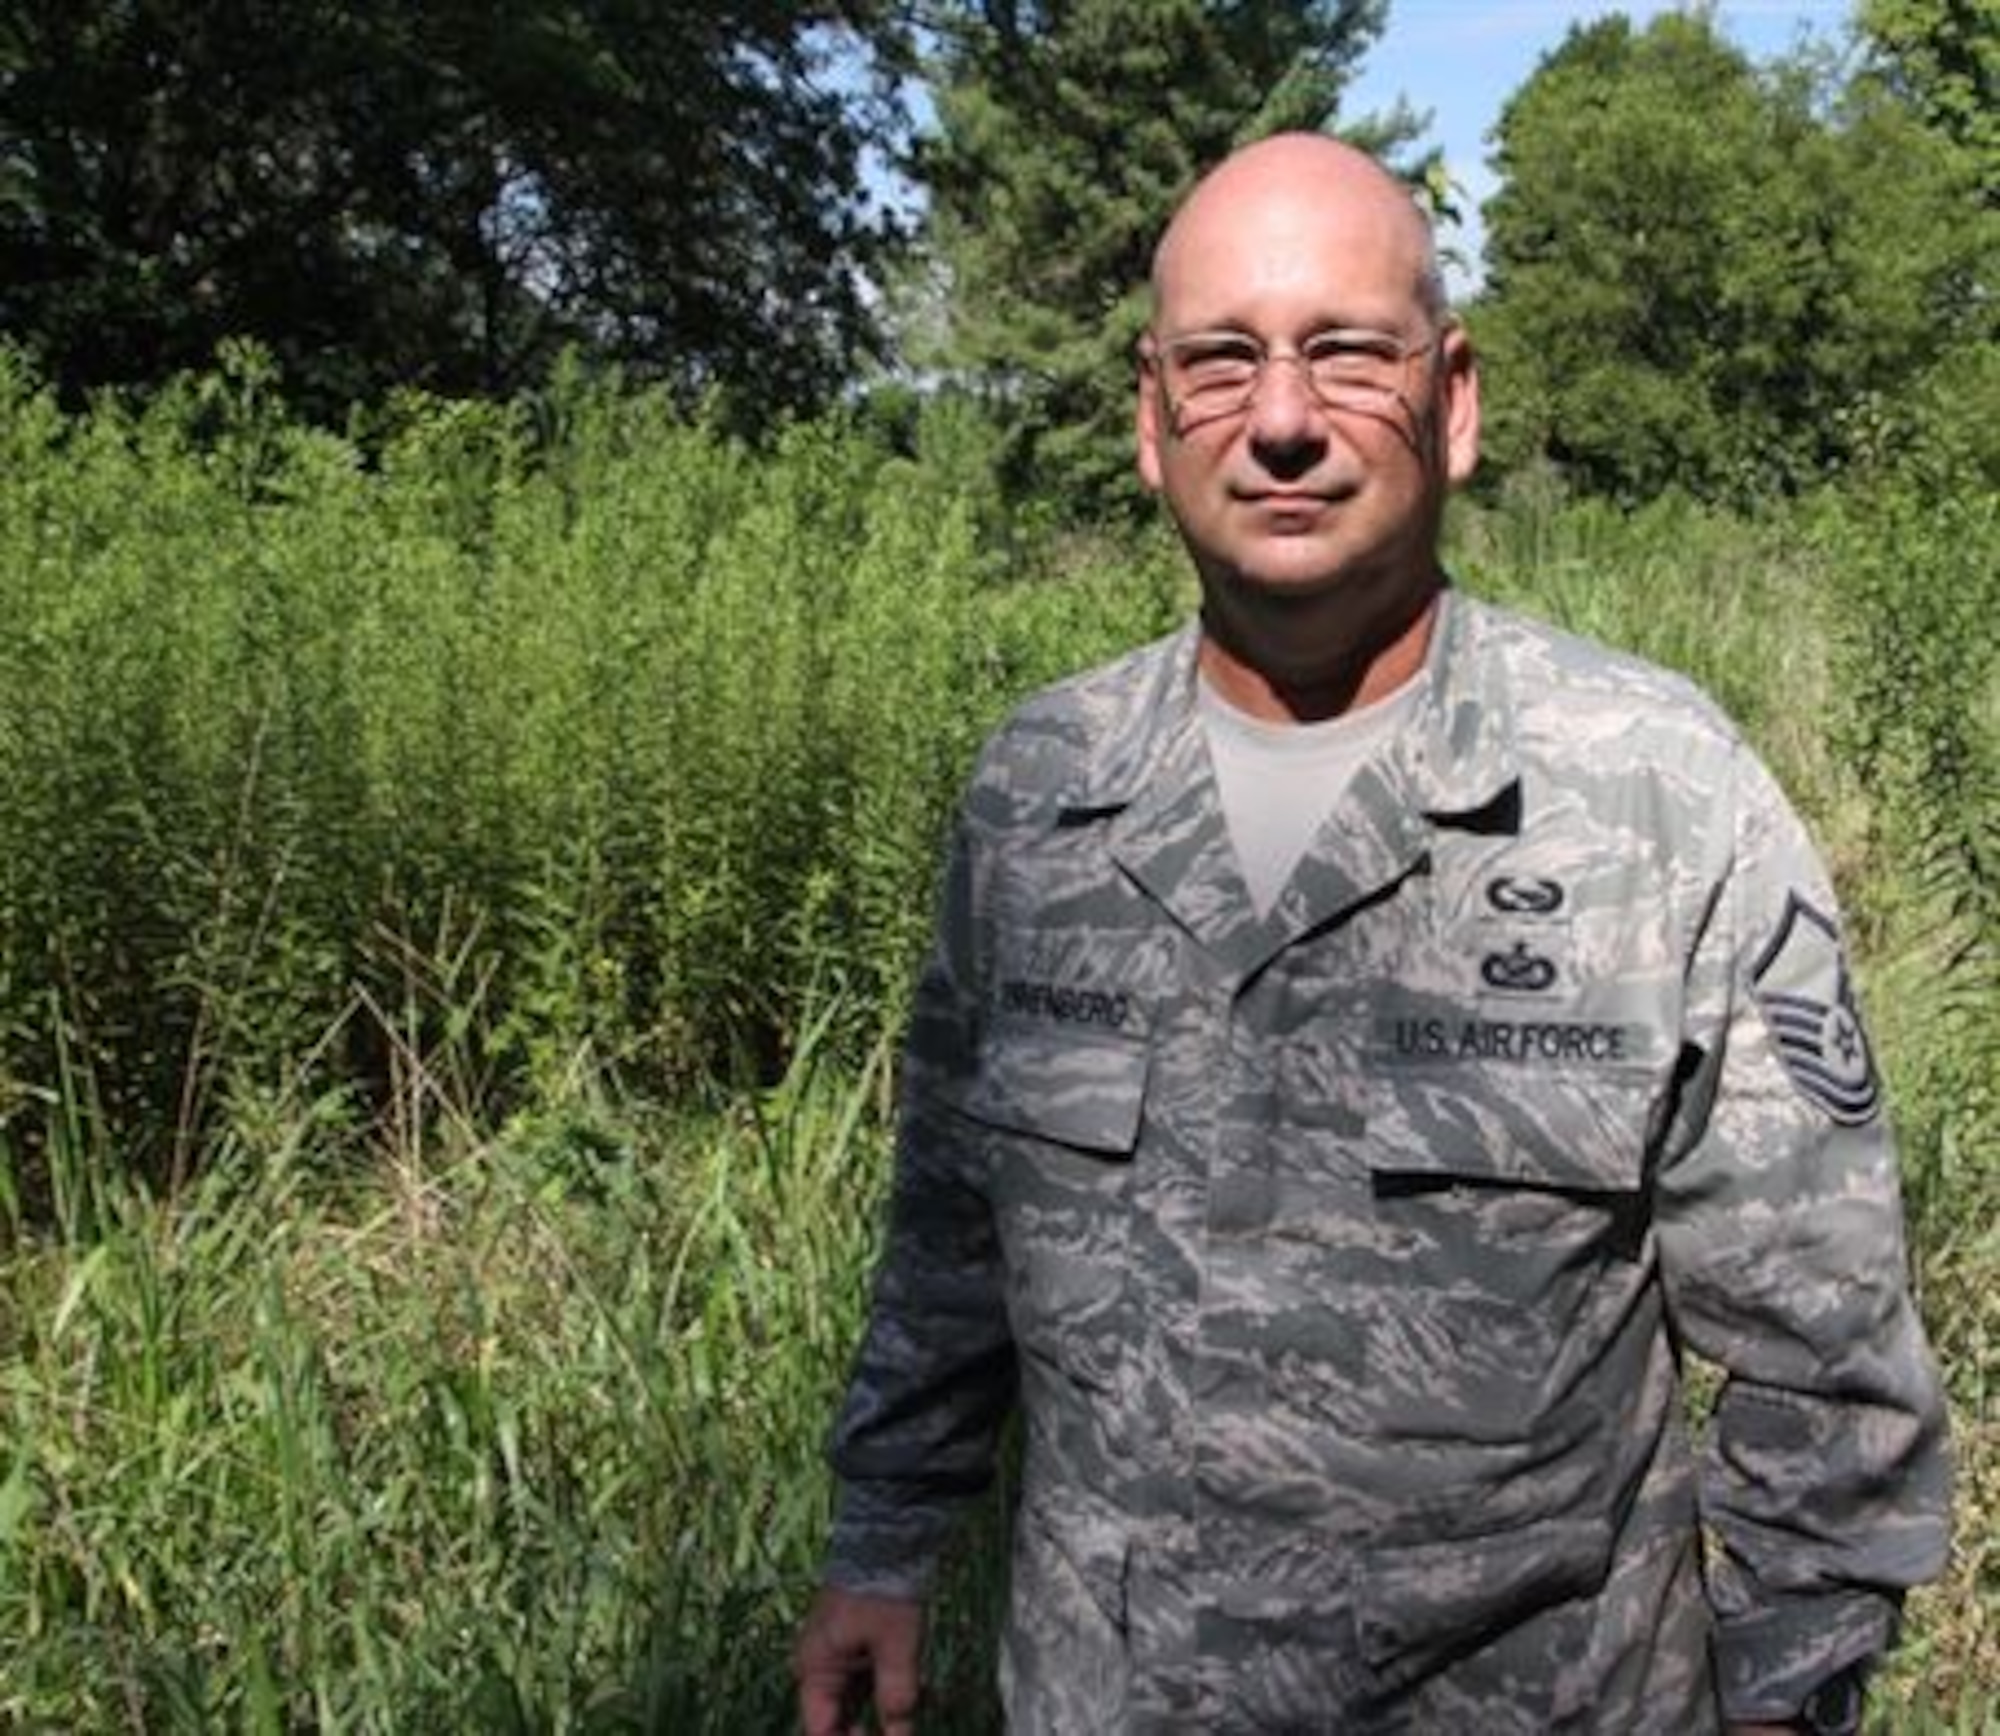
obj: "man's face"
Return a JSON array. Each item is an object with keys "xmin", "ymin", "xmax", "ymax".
[{"xmin": 1135, "ymin": 165, "xmax": 1479, "ymax": 624}]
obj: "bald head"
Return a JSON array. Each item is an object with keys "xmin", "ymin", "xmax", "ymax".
[{"xmin": 1151, "ymin": 134, "xmax": 1447, "ymax": 332}]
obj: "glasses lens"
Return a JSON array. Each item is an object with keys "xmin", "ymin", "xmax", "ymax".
[
  {"xmin": 1159, "ymin": 330, "xmax": 1419, "ymax": 423},
  {"xmin": 1166, "ymin": 335, "xmax": 1262, "ymax": 416},
  {"xmin": 1303, "ymin": 333, "xmax": 1408, "ymax": 409}
]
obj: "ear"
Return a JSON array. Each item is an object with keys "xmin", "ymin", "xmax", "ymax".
[
  {"xmin": 1135, "ymin": 357, "xmax": 1165, "ymax": 492},
  {"xmin": 1438, "ymin": 324, "xmax": 1481, "ymax": 486}
]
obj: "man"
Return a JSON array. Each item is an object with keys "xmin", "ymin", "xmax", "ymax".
[{"xmin": 794, "ymin": 134, "xmax": 1951, "ymax": 1734}]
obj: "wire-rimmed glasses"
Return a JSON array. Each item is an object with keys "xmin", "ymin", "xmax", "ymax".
[{"xmin": 1142, "ymin": 326, "xmax": 1439, "ymax": 432}]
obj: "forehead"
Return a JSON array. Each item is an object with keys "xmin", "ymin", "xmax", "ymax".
[{"xmin": 1152, "ymin": 177, "xmax": 1430, "ymax": 335}]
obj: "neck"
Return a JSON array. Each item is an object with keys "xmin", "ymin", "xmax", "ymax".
[{"xmin": 1198, "ymin": 579, "xmax": 1444, "ymax": 724}]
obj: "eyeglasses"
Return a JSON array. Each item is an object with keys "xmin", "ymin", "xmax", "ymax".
[{"xmin": 1142, "ymin": 326, "xmax": 1439, "ymax": 429}]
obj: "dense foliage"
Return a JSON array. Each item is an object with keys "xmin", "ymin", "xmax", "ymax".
[
  {"xmin": 1858, "ymin": 0, "xmax": 1999, "ymax": 184},
  {"xmin": 0, "ymin": 348, "xmax": 1184, "ymax": 1194},
  {"xmin": 5, "ymin": 3, "xmax": 1988, "ymax": 513},
  {"xmin": 0, "ymin": 0, "xmax": 909, "ymax": 419},
  {"xmin": 1472, "ymin": 11, "xmax": 1995, "ymax": 502}
]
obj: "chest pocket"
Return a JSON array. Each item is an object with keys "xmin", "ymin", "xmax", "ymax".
[
  {"xmin": 957, "ymin": 1022, "xmax": 1149, "ymax": 1397},
  {"xmin": 1343, "ymin": 1064, "xmax": 1659, "ymax": 1318},
  {"xmin": 1264, "ymin": 1044, "xmax": 1663, "ymax": 1446}
]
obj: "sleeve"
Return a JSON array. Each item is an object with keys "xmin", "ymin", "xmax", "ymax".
[
  {"xmin": 820, "ymin": 810, "xmax": 1020, "ymax": 1599},
  {"xmin": 1654, "ymin": 742, "xmax": 1953, "ymax": 1725}
]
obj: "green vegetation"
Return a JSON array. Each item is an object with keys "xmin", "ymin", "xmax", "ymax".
[
  {"xmin": 0, "ymin": 347, "xmax": 1184, "ymax": 1190},
  {"xmin": 0, "ymin": 1008, "xmax": 914, "ymax": 1729},
  {"xmin": 0, "ymin": 358, "xmax": 1992, "ymax": 1729},
  {"xmin": 0, "ymin": 0, "xmax": 911, "ymax": 417},
  {"xmin": 1857, "ymin": 0, "xmax": 2000, "ymax": 183},
  {"xmin": 1474, "ymin": 10, "xmax": 1994, "ymax": 503}
]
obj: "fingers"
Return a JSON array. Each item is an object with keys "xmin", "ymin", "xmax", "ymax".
[
  {"xmin": 793, "ymin": 1587, "xmax": 926, "ymax": 1736},
  {"xmin": 795, "ymin": 1661, "xmax": 855, "ymax": 1736},
  {"xmin": 794, "ymin": 1618, "xmax": 863, "ymax": 1736},
  {"xmin": 872, "ymin": 1641, "xmax": 921, "ymax": 1736}
]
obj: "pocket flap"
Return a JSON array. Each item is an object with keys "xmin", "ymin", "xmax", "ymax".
[
  {"xmin": 959, "ymin": 1026, "xmax": 1149, "ymax": 1156},
  {"xmin": 1361, "ymin": 1073, "xmax": 1653, "ymax": 1195}
]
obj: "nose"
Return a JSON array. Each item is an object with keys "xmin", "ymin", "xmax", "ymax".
[{"xmin": 1245, "ymin": 353, "xmax": 1327, "ymax": 475}]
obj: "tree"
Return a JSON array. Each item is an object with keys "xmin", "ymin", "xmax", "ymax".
[
  {"xmin": 911, "ymin": 0, "xmax": 1405, "ymax": 522},
  {"xmin": 1472, "ymin": 11, "xmax": 1990, "ymax": 502},
  {"xmin": 1857, "ymin": 0, "xmax": 1998, "ymax": 192},
  {"xmin": 0, "ymin": 1, "xmax": 911, "ymax": 419}
]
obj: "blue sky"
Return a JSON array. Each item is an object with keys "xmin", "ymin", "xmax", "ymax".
[{"xmin": 1341, "ymin": 0, "xmax": 1862, "ymax": 290}]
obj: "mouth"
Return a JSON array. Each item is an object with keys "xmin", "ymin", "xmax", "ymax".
[
  {"xmin": 1235, "ymin": 487, "xmax": 1347, "ymax": 525},
  {"xmin": 1233, "ymin": 475, "xmax": 1359, "ymax": 504}
]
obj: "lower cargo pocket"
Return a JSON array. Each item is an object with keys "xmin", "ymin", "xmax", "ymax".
[
  {"xmin": 1355, "ymin": 1514, "xmax": 1613, "ymax": 1691},
  {"xmin": 1001, "ymin": 1503, "xmax": 1132, "ymax": 1733}
]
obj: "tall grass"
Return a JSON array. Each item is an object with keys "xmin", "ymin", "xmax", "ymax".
[
  {"xmin": 0, "ymin": 348, "xmax": 1182, "ymax": 1195},
  {"xmin": 0, "ymin": 356, "xmax": 1991, "ymax": 1727},
  {"xmin": 0, "ymin": 1006, "xmax": 1020, "ymax": 1731}
]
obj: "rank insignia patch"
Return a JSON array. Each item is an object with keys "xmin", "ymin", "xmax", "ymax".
[{"xmin": 1751, "ymin": 893, "xmax": 1881, "ymax": 1125}]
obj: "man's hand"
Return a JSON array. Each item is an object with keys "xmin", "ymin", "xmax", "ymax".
[{"xmin": 794, "ymin": 1585, "xmax": 925, "ymax": 1736}]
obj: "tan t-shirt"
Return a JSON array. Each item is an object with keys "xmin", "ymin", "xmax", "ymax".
[{"xmin": 1198, "ymin": 669, "xmax": 1428, "ymax": 915}]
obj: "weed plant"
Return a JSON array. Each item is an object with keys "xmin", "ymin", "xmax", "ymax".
[
  {"xmin": 0, "ymin": 350, "xmax": 1181, "ymax": 1194},
  {"xmin": 0, "ymin": 1008, "xmax": 981, "ymax": 1729}
]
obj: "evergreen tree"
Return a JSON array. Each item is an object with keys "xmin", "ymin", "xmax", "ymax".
[{"xmin": 912, "ymin": 0, "xmax": 1398, "ymax": 523}]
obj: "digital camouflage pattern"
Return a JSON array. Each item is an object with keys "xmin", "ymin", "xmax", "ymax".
[{"xmin": 825, "ymin": 590, "xmax": 1951, "ymax": 1733}]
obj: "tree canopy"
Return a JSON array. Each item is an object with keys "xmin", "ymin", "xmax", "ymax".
[
  {"xmin": 0, "ymin": 1, "xmax": 910, "ymax": 419},
  {"xmin": 1472, "ymin": 10, "xmax": 1992, "ymax": 503},
  {"xmin": 6, "ymin": 2, "xmax": 1991, "ymax": 506},
  {"xmin": 1858, "ymin": 0, "xmax": 1998, "ymax": 191}
]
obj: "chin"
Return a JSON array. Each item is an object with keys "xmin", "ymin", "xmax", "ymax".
[{"xmin": 1228, "ymin": 546, "xmax": 1364, "ymax": 601}]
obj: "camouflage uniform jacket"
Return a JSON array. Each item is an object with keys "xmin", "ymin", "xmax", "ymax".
[{"xmin": 826, "ymin": 589, "xmax": 1951, "ymax": 1733}]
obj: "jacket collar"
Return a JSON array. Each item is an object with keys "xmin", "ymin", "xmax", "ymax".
[{"xmin": 1064, "ymin": 588, "xmax": 1522, "ymax": 977}]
